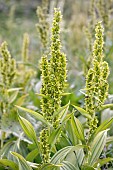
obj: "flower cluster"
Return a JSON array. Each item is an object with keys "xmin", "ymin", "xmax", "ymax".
[
  {"xmin": 0, "ymin": 41, "xmax": 16, "ymax": 88},
  {"xmin": 36, "ymin": 0, "xmax": 49, "ymax": 51},
  {"xmin": 22, "ymin": 33, "xmax": 29, "ymax": 62},
  {"xmin": 40, "ymin": 8, "xmax": 67, "ymax": 128},
  {"xmin": 85, "ymin": 22, "xmax": 109, "ymax": 117},
  {"xmin": 39, "ymin": 128, "xmax": 50, "ymax": 163}
]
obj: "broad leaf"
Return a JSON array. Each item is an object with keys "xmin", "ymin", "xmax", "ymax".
[
  {"xmin": 61, "ymin": 161, "xmax": 77, "ymax": 170},
  {"xmin": 89, "ymin": 118, "xmax": 113, "ymax": 142},
  {"xmin": 71, "ymin": 114, "xmax": 85, "ymax": 142},
  {"xmin": 81, "ymin": 165, "xmax": 95, "ymax": 170},
  {"xmin": 15, "ymin": 105, "xmax": 48, "ymax": 125},
  {"xmin": 72, "ymin": 105, "xmax": 92, "ymax": 119},
  {"xmin": 51, "ymin": 145, "xmax": 86, "ymax": 164},
  {"xmin": 88, "ymin": 130, "xmax": 107, "ymax": 166},
  {"xmin": 26, "ymin": 149, "xmax": 39, "ymax": 162},
  {"xmin": 0, "ymin": 159, "xmax": 18, "ymax": 170},
  {"xmin": 18, "ymin": 116, "xmax": 38, "ymax": 147},
  {"xmin": 93, "ymin": 157, "xmax": 113, "ymax": 168},
  {"xmin": 11, "ymin": 152, "xmax": 33, "ymax": 170},
  {"xmin": 48, "ymin": 127, "xmax": 62, "ymax": 148}
]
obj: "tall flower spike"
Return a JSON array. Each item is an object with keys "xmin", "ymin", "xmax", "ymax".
[
  {"xmin": 22, "ymin": 33, "xmax": 29, "ymax": 62},
  {"xmin": 36, "ymin": 0, "xmax": 49, "ymax": 52},
  {"xmin": 40, "ymin": 8, "xmax": 67, "ymax": 128},
  {"xmin": 0, "ymin": 41, "xmax": 16, "ymax": 88},
  {"xmin": 85, "ymin": 22, "xmax": 109, "ymax": 135},
  {"xmin": 49, "ymin": 8, "xmax": 67, "ymax": 128},
  {"xmin": 39, "ymin": 129, "xmax": 50, "ymax": 163}
]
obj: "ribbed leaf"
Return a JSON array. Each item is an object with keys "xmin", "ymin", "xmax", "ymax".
[
  {"xmin": 39, "ymin": 163, "xmax": 61, "ymax": 170},
  {"xmin": 51, "ymin": 145, "xmax": 86, "ymax": 164},
  {"xmin": 15, "ymin": 105, "xmax": 48, "ymax": 125},
  {"xmin": 61, "ymin": 161, "xmax": 77, "ymax": 170},
  {"xmin": 72, "ymin": 105, "xmax": 92, "ymax": 119},
  {"xmin": 26, "ymin": 149, "xmax": 39, "ymax": 162},
  {"xmin": 48, "ymin": 127, "xmax": 61, "ymax": 148},
  {"xmin": 18, "ymin": 116, "xmax": 38, "ymax": 146},
  {"xmin": 0, "ymin": 159, "xmax": 18, "ymax": 170},
  {"xmin": 71, "ymin": 114, "xmax": 85, "ymax": 142},
  {"xmin": 89, "ymin": 118, "xmax": 113, "ymax": 142},
  {"xmin": 81, "ymin": 165, "xmax": 95, "ymax": 170},
  {"xmin": 11, "ymin": 152, "xmax": 33, "ymax": 170},
  {"xmin": 88, "ymin": 130, "xmax": 107, "ymax": 166},
  {"xmin": 93, "ymin": 157, "xmax": 113, "ymax": 168}
]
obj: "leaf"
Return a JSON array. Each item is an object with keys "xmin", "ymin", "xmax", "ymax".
[
  {"xmin": 53, "ymin": 102, "xmax": 70, "ymax": 119},
  {"xmin": 15, "ymin": 94, "xmax": 28, "ymax": 106},
  {"xmin": 7, "ymin": 88, "xmax": 23, "ymax": 92},
  {"xmin": 81, "ymin": 165, "xmax": 95, "ymax": 170},
  {"xmin": 66, "ymin": 119, "xmax": 78, "ymax": 145},
  {"xmin": 71, "ymin": 114, "xmax": 85, "ymax": 142},
  {"xmin": 39, "ymin": 163, "xmax": 61, "ymax": 170},
  {"xmin": 60, "ymin": 102, "xmax": 70, "ymax": 123},
  {"xmin": 88, "ymin": 130, "xmax": 107, "ymax": 166},
  {"xmin": 61, "ymin": 161, "xmax": 77, "ymax": 170},
  {"xmin": 106, "ymin": 136, "xmax": 113, "ymax": 144},
  {"xmin": 48, "ymin": 127, "xmax": 62, "ymax": 148},
  {"xmin": 11, "ymin": 152, "xmax": 33, "ymax": 170},
  {"xmin": 93, "ymin": 157, "xmax": 113, "ymax": 168},
  {"xmin": 18, "ymin": 115, "xmax": 38, "ymax": 147},
  {"xmin": 101, "ymin": 104, "xmax": 113, "ymax": 110},
  {"xmin": 89, "ymin": 118, "xmax": 113, "ymax": 142},
  {"xmin": 72, "ymin": 105, "xmax": 92, "ymax": 119},
  {"xmin": 26, "ymin": 149, "xmax": 39, "ymax": 162},
  {"xmin": 60, "ymin": 93, "xmax": 71, "ymax": 96},
  {"xmin": 0, "ymin": 159, "xmax": 18, "ymax": 170},
  {"xmin": 15, "ymin": 105, "xmax": 48, "ymax": 125},
  {"xmin": 51, "ymin": 145, "xmax": 86, "ymax": 164},
  {"xmin": 9, "ymin": 90, "xmax": 19, "ymax": 103}
]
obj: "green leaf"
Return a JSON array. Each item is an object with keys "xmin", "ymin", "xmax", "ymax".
[
  {"xmin": 9, "ymin": 90, "xmax": 19, "ymax": 103},
  {"xmin": 15, "ymin": 105, "xmax": 48, "ymax": 125},
  {"xmin": 15, "ymin": 94, "xmax": 28, "ymax": 106},
  {"xmin": 26, "ymin": 149, "xmax": 39, "ymax": 162},
  {"xmin": 72, "ymin": 105, "xmax": 92, "ymax": 119},
  {"xmin": 90, "ymin": 118, "xmax": 113, "ymax": 142},
  {"xmin": 71, "ymin": 114, "xmax": 85, "ymax": 142},
  {"xmin": 60, "ymin": 102, "xmax": 70, "ymax": 123},
  {"xmin": 88, "ymin": 130, "xmax": 107, "ymax": 166},
  {"xmin": 101, "ymin": 104, "xmax": 113, "ymax": 110},
  {"xmin": 66, "ymin": 119, "xmax": 78, "ymax": 145},
  {"xmin": 51, "ymin": 145, "xmax": 86, "ymax": 164},
  {"xmin": 48, "ymin": 127, "xmax": 62, "ymax": 148},
  {"xmin": 53, "ymin": 102, "xmax": 70, "ymax": 120},
  {"xmin": 81, "ymin": 165, "xmax": 95, "ymax": 170},
  {"xmin": 11, "ymin": 152, "xmax": 33, "ymax": 170},
  {"xmin": 93, "ymin": 157, "xmax": 113, "ymax": 168},
  {"xmin": 7, "ymin": 88, "xmax": 23, "ymax": 92},
  {"xmin": 61, "ymin": 161, "xmax": 77, "ymax": 170},
  {"xmin": 0, "ymin": 159, "xmax": 18, "ymax": 170},
  {"xmin": 106, "ymin": 136, "xmax": 113, "ymax": 144},
  {"xmin": 39, "ymin": 163, "xmax": 61, "ymax": 170},
  {"xmin": 18, "ymin": 115, "xmax": 38, "ymax": 146}
]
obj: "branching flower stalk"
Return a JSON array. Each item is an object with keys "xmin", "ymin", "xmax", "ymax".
[
  {"xmin": 85, "ymin": 22, "xmax": 109, "ymax": 136},
  {"xmin": 22, "ymin": 33, "xmax": 29, "ymax": 62},
  {"xmin": 36, "ymin": 0, "xmax": 49, "ymax": 53},
  {"xmin": 17, "ymin": 33, "xmax": 35, "ymax": 90},
  {"xmin": 0, "ymin": 42, "xmax": 16, "ymax": 147},
  {"xmin": 40, "ymin": 8, "xmax": 67, "ymax": 128},
  {"xmin": 39, "ymin": 8, "xmax": 67, "ymax": 163}
]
